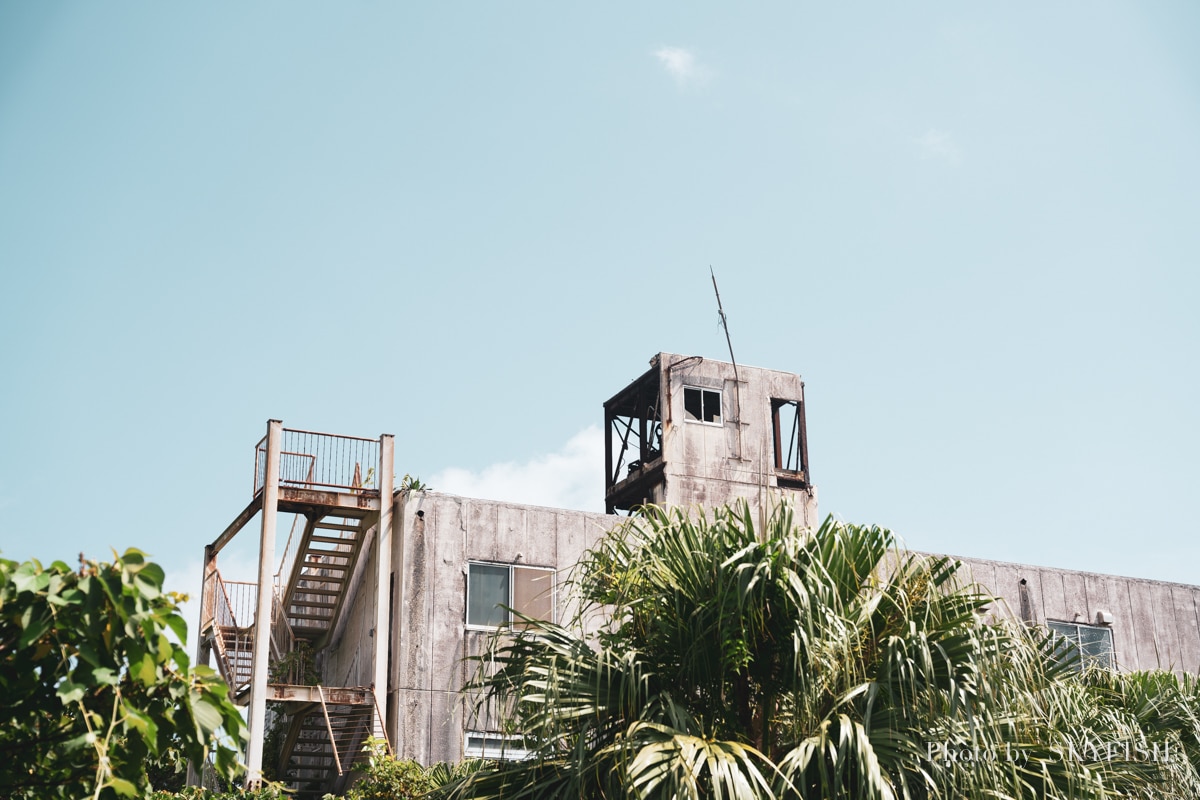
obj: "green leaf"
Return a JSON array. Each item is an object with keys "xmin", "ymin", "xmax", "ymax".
[
  {"xmin": 17, "ymin": 613, "xmax": 51, "ymax": 649},
  {"xmin": 123, "ymin": 704, "xmax": 159, "ymax": 745},
  {"xmin": 57, "ymin": 679, "xmax": 87, "ymax": 705},
  {"xmin": 78, "ymin": 640, "xmax": 102, "ymax": 667},
  {"xmin": 63, "ymin": 730, "xmax": 96, "ymax": 753},
  {"xmin": 119, "ymin": 548, "xmax": 147, "ymax": 565},
  {"xmin": 92, "ymin": 666, "xmax": 119, "ymax": 685},
  {"xmin": 189, "ymin": 691, "xmax": 225, "ymax": 736},
  {"xmin": 165, "ymin": 613, "xmax": 187, "ymax": 644},
  {"xmin": 11, "ymin": 563, "xmax": 49, "ymax": 593},
  {"xmin": 136, "ymin": 561, "xmax": 165, "ymax": 589},
  {"xmin": 136, "ymin": 652, "xmax": 157, "ymax": 686},
  {"xmin": 107, "ymin": 776, "xmax": 139, "ymax": 797}
]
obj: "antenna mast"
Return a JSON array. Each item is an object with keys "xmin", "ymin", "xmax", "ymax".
[{"xmin": 710, "ymin": 267, "xmax": 744, "ymax": 461}]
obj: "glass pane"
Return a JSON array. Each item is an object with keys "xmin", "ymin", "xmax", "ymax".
[
  {"xmin": 1078, "ymin": 625, "xmax": 1114, "ymax": 668},
  {"xmin": 468, "ymin": 564, "xmax": 510, "ymax": 627},
  {"xmin": 684, "ymin": 388, "xmax": 703, "ymax": 421},
  {"xmin": 465, "ymin": 733, "xmax": 531, "ymax": 760},
  {"xmin": 513, "ymin": 567, "xmax": 554, "ymax": 626},
  {"xmin": 1046, "ymin": 621, "xmax": 1082, "ymax": 669},
  {"xmin": 702, "ymin": 390, "xmax": 722, "ymax": 423}
]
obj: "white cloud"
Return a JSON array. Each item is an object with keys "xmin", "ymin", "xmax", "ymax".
[
  {"xmin": 654, "ymin": 46, "xmax": 710, "ymax": 88},
  {"xmin": 430, "ymin": 426, "xmax": 605, "ymax": 513},
  {"xmin": 916, "ymin": 128, "xmax": 963, "ymax": 166}
]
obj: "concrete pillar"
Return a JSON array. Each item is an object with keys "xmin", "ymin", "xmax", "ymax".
[
  {"xmin": 245, "ymin": 420, "xmax": 282, "ymax": 788},
  {"xmin": 386, "ymin": 492, "xmax": 406, "ymax": 746},
  {"xmin": 373, "ymin": 434, "xmax": 395, "ymax": 731}
]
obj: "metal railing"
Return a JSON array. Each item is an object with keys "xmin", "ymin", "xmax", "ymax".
[
  {"xmin": 203, "ymin": 565, "xmax": 304, "ymax": 688},
  {"xmin": 201, "ymin": 567, "xmax": 255, "ymax": 634},
  {"xmin": 254, "ymin": 428, "xmax": 381, "ymax": 495},
  {"xmin": 275, "ymin": 513, "xmax": 305, "ymax": 599},
  {"xmin": 200, "ymin": 571, "xmax": 258, "ymax": 693},
  {"xmin": 270, "ymin": 589, "xmax": 298, "ymax": 663},
  {"xmin": 219, "ymin": 579, "xmax": 257, "ymax": 630}
]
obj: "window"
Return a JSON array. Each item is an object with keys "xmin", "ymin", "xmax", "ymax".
[
  {"xmin": 466, "ymin": 562, "xmax": 555, "ymax": 628},
  {"xmin": 465, "ymin": 731, "xmax": 531, "ymax": 760},
  {"xmin": 771, "ymin": 399, "xmax": 808, "ymax": 485},
  {"xmin": 683, "ymin": 386, "xmax": 722, "ymax": 425},
  {"xmin": 1047, "ymin": 620, "xmax": 1114, "ymax": 670}
]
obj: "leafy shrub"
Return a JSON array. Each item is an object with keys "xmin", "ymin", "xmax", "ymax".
[{"xmin": 0, "ymin": 550, "xmax": 245, "ymax": 799}]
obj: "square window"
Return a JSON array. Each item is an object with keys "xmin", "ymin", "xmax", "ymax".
[
  {"xmin": 467, "ymin": 563, "xmax": 555, "ymax": 628},
  {"xmin": 1046, "ymin": 620, "xmax": 1114, "ymax": 670},
  {"xmin": 683, "ymin": 387, "xmax": 722, "ymax": 425}
]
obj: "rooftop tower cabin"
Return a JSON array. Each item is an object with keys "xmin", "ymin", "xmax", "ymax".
[{"xmin": 604, "ymin": 352, "xmax": 818, "ymax": 525}]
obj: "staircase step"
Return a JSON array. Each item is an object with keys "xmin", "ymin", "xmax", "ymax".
[
  {"xmin": 308, "ymin": 535, "xmax": 360, "ymax": 545},
  {"xmin": 297, "ymin": 564, "xmax": 349, "ymax": 574},
  {"xmin": 289, "ymin": 585, "xmax": 345, "ymax": 597},
  {"xmin": 313, "ymin": 520, "xmax": 363, "ymax": 531}
]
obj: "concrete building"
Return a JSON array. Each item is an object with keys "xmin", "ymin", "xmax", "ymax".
[{"xmin": 194, "ymin": 352, "xmax": 1200, "ymax": 796}]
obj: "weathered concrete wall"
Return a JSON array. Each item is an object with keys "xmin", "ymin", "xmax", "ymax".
[
  {"xmin": 387, "ymin": 491, "xmax": 620, "ymax": 765},
  {"xmin": 657, "ymin": 354, "xmax": 818, "ymax": 526},
  {"xmin": 951, "ymin": 553, "xmax": 1200, "ymax": 675},
  {"xmin": 359, "ymin": 491, "xmax": 1200, "ymax": 769}
]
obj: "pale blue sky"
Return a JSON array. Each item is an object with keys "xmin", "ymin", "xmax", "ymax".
[{"xmin": 2, "ymin": 3, "xmax": 1198, "ymax": 603}]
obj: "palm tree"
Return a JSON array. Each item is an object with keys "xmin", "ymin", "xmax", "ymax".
[{"xmin": 437, "ymin": 502, "xmax": 1200, "ymax": 800}]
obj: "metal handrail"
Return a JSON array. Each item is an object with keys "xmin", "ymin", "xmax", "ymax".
[
  {"xmin": 213, "ymin": 571, "xmax": 241, "ymax": 629},
  {"xmin": 254, "ymin": 429, "xmax": 381, "ymax": 496},
  {"xmin": 281, "ymin": 426, "xmax": 377, "ymax": 443},
  {"xmin": 275, "ymin": 509, "xmax": 310, "ymax": 598},
  {"xmin": 270, "ymin": 588, "xmax": 297, "ymax": 663}
]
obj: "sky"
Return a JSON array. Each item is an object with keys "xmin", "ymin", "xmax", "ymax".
[{"xmin": 2, "ymin": 3, "xmax": 1198, "ymax": 628}]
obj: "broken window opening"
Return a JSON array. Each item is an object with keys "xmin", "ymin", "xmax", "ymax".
[
  {"xmin": 604, "ymin": 365, "xmax": 664, "ymax": 513},
  {"xmin": 466, "ymin": 562, "xmax": 555, "ymax": 629},
  {"xmin": 609, "ymin": 408, "xmax": 663, "ymax": 482},
  {"xmin": 684, "ymin": 387, "xmax": 722, "ymax": 425},
  {"xmin": 771, "ymin": 399, "xmax": 807, "ymax": 479}
]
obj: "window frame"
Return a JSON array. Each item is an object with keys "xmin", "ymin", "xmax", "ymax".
[
  {"xmin": 770, "ymin": 398, "xmax": 809, "ymax": 485},
  {"xmin": 1046, "ymin": 619, "xmax": 1115, "ymax": 671},
  {"xmin": 465, "ymin": 561, "xmax": 556, "ymax": 631},
  {"xmin": 464, "ymin": 730, "xmax": 532, "ymax": 760},
  {"xmin": 682, "ymin": 385, "xmax": 723, "ymax": 426}
]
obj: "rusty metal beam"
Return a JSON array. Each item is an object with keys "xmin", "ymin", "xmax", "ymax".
[
  {"xmin": 278, "ymin": 486, "xmax": 381, "ymax": 515},
  {"xmin": 208, "ymin": 494, "xmax": 263, "ymax": 557}
]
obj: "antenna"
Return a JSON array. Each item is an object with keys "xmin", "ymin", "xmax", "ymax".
[{"xmin": 710, "ymin": 267, "xmax": 744, "ymax": 461}]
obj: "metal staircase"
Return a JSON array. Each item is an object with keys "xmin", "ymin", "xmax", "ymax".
[
  {"xmin": 197, "ymin": 425, "xmax": 392, "ymax": 792},
  {"xmin": 280, "ymin": 512, "xmax": 372, "ymax": 645},
  {"xmin": 213, "ymin": 621, "xmax": 254, "ymax": 694},
  {"xmin": 276, "ymin": 687, "xmax": 388, "ymax": 798},
  {"xmin": 205, "ymin": 574, "xmax": 256, "ymax": 697}
]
